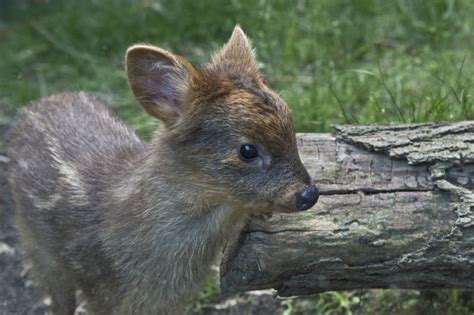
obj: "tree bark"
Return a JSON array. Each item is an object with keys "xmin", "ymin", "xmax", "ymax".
[{"xmin": 220, "ymin": 121, "xmax": 474, "ymax": 296}]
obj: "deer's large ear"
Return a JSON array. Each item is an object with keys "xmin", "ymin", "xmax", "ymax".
[
  {"xmin": 126, "ymin": 45, "xmax": 198, "ymax": 126},
  {"xmin": 210, "ymin": 25, "xmax": 258, "ymax": 75}
]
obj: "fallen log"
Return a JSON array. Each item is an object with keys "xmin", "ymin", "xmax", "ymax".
[{"xmin": 220, "ymin": 121, "xmax": 474, "ymax": 296}]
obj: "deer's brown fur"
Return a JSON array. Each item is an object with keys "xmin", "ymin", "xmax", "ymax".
[{"xmin": 7, "ymin": 26, "xmax": 317, "ymax": 314}]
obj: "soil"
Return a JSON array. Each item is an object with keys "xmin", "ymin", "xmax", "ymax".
[{"xmin": 0, "ymin": 122, "xmax": 290, "ymax": 315}]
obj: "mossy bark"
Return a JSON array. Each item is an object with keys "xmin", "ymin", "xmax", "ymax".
[{"xmin": 220, "ymin": 121, "xmax": 474, "ymax": 296}]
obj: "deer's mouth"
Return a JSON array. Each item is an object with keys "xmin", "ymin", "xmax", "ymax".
[{"xmin": 272, "ymin": 202, "xmax": 299, "ymax": 213}]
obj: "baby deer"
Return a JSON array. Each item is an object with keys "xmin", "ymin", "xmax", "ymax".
[{"xmin": 7, "ymin": 26, "xmax": 319, "ymax": 314}]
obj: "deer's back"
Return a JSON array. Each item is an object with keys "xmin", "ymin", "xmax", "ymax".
[{"xmin": 7, "ymin": 91, "xmax": 146, "ymax": 242}]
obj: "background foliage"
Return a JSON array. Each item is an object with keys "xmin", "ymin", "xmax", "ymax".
[{"xmin": 1, "ymin": 0, "xmax": 473, "ymax": 314}]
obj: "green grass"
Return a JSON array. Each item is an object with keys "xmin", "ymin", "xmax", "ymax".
[
  {"xmin": 287, "ymin": 289, "xmax": 474, "ymax": 315},
  {"xmin": 1, "ymin": 0, "xmax": 473, "ymax": 133},
  {"xmin": 1, "ymin": 0, "xmax": 474, "ymax": 314}
]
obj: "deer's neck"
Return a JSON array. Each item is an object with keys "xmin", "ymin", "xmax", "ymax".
[{"xmin": 102, "ymin": 143, "xmax": 246, "ymax": 306}]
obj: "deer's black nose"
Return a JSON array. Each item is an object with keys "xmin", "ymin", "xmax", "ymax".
[{"xmin": 295, "ymin": 186, "xmax": 319, "ymax": 211}]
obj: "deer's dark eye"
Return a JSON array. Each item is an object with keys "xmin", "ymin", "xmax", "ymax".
[{"xmin": 239, "ymin": 144, "xmax": 259, "ymax": 161}]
